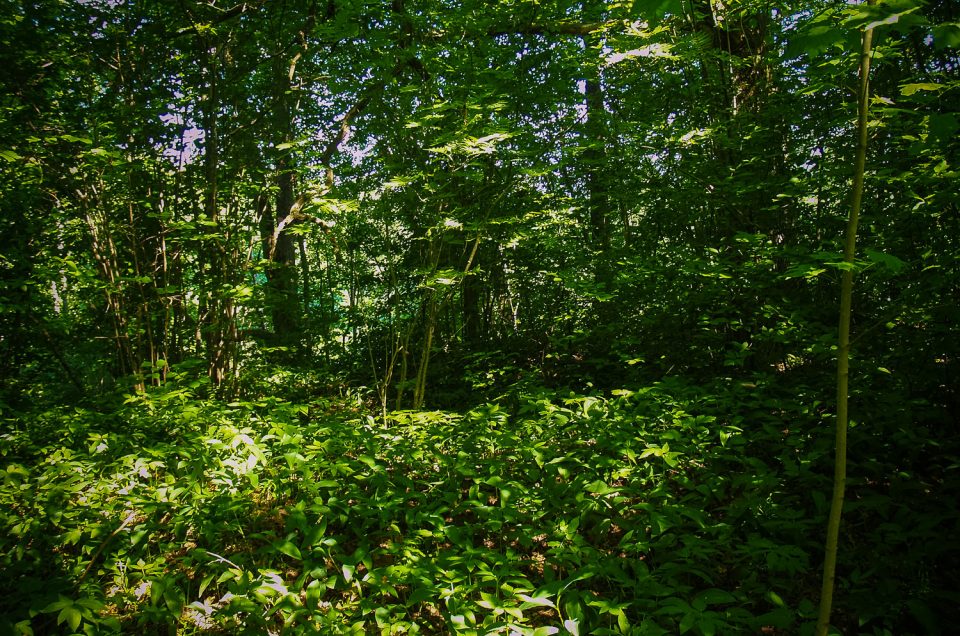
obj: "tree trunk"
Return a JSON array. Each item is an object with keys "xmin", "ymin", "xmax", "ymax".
[
  {"xmin": 815, "ymin": 12, "xmax": 875, "ymax": 636},
  {"xmin": 582, "ymin": 3, "xmax": 610, "ymax": 263},
  {"xmin": 201, "ymin": 42, "xmax": 236, "ymax": 388},
  {"xmin": 262, "ymin": 52, "xmax": 302, "ymax": 352}
]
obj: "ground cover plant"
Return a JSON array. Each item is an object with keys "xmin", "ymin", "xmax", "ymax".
[{"xmin": 2, "ymin": 371, "xmax": 957, "ymax": 634}]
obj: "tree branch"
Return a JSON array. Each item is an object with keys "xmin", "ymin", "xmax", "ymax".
[
  {"xmin": 484, "ymin": 20, "xmax": 616, "ymax": 37},
  {"xmin": 176, "ymin": 2, "xmax": 262, "ymax": 37}
]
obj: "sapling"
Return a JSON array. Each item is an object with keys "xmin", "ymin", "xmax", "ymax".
[{"xmin": 816, "ymin": 4, "xmax": 876, "ymax": 635}]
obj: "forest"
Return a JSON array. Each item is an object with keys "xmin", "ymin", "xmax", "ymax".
[{"xmin": 1, "ymin": 0, "xmax": 958, "ymax": 633}]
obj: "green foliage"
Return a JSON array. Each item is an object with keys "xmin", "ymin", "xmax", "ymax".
[
  {"xmin": 1, "ymin": 0, "xmax": 958, "ymax": 633},
  {"xmin": 2, "ymin": 371, "xmax": 956, "ymax": 633}
]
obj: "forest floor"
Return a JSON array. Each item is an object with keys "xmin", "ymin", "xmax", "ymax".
[{"xmin": 1, "ymin": 375, "xmax": 957, "ymax": 635}]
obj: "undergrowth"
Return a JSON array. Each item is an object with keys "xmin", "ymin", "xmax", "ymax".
[{"xmin": 1, "ymin": 375, "xmax": 956, "ymax": 635}]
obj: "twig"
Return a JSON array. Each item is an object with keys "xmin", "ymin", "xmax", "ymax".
[{"xmin": 77, "ymin": 510, "xmax": 138, "ymax": 585}]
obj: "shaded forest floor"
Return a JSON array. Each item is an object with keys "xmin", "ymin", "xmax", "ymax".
[{"xmin": 1, "ymin": 373, "xmax": 958, "ymax": 635}]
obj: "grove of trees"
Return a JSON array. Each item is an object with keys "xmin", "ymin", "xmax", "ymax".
[{"xmin": 1, "ymin": 0, "xmax": 957, "ymax": 633}]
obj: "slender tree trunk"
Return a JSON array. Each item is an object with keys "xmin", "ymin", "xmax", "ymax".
[
  {"xmin": 271, "ymin": 156, "xmax": 302, "ymax": 343},
  {"xmin": 462, "ymin": 247, "xmax": 482, "ymax": 348},
  {"xmin": 396, "ymin": 328, "xmax": 411, "ymax": 409},
  {"xmin": 201, "ymin": 42, "xmax": 235, "ymax": 388},
  {"xmin": 413, "ymin": 295, "xmax": 437, "ymax": 410},
  {"xmin": 412, "ymin": 236, "xmax": 441, "ymax": 409},
  {"xmin": 299, "ymin": 236, "xmax": 313, "ymax": 353},
  {"xmin": 84, "ymin": 202, "xmax": 141, "ymax": 389},
  {"xmin": 815, "ymin": 12, "xmax": 875, "ymax": 636},
  {"xmin": 261, "ymin": 49, "xmax": 303, "ymax": 351},
  {"xmin": 582, "ymin": 3, "xmax": 610, "ymax": 264}
]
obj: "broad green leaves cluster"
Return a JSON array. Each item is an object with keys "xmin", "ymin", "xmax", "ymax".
[
  {"xmin": 0, "ymin": 379, "xmax": 810, "ymax": 634},
  {"xmin": 4, "ymin": 370, "xmax": 955, "ymax": 634}
]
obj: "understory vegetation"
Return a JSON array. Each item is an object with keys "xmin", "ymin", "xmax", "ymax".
[{"xmin": 2, "ymin": 370, "xmax": 958, "ymax": 634}]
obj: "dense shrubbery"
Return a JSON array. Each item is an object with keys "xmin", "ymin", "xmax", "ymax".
[{"xmin": 2, "ymin": 369, "xmax": 956, "ymax": 634}]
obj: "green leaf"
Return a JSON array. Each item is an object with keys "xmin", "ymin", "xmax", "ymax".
[
  {"xmin": 477, "ymin": 591, "xmax": 500, "ymax": 610},
  {"xmin": 699, "ymin": 617, "xmax": 718, "ymax": 636},
  {"xmin": 58, "ymin": 606, "xmax": 82, "ymax": 632},
  {"xmin": 864, "ymin": 248, "xmax": 906, "ymax": 273},
  {"xmin": 375, "ymin": 606, "xmax": 392, "ymax": 626},
  {"xmin": 75, "ymin": 597, "xmax": 102, "ymax": 611},
  {"xmin": 305, "ymin": 579, "xmax": 323, "ymax": 608},
  {"xmin": 825, "ymin": 260, "xmax": 857, "ymax": 272},
  {"xmin": 900, "ymin": 82, "xmax": 943, "ymax": 96},
  {"xmin": 693, "ymin": 589, "xmax": 736, "ymax": 608},
  {"xmin": 163, "ymin": 586, "xmax": 183, "ymax": 614},
  {"xmin": 199, "ymin": 573, "xmax": 216, "ymax": 597},
  {"xmin": 13, "ymin": 619, "xmax": 33, "ymax": 636},
  {"xmin": 342, "ymin": 563, "xmax": 355, "ymax": 582},
  {"xmin": 519, "ymin": 593, "xmax": 556, "ymax": 608},
  {"xmin": 933, "ymin": 23, "xmax": 960, "ymax": 49},
  {"xmin": 678, "ymin": 610, "xmax": 697, "ymax": 634},
  {"xmin": 274, "ymin": 539, "xmax": 302, "ymax": 560},
  {"xmin": 633, "ymin": 0, "xmax": 684, "ymax": 21},
  {"xmin": 585, "ymin": 480, "xmax": 619, "ymax": 495},
  {"xmin": 61, "ymin": 134, "xmax": 93, "ymax": 144},
  {"xmin": 766, "ymin": 590, "xmax": 786, "ymax": 607},
  {"xmin": 786, "ymin": 24, "xmax": 846, "ymax": 58},
  {"xmin": 865, "ymin": 12, "xmax": 903, "ymax": 30},
  {"xmin": 0, "ymin": 149, "xmax": 23, "ymax": 162},
  {"xmin": 86, "ymin": 146, "xmax": 118, "ymax": 157},
  {"xmin": 406, "ymin": 586, "xmax": 435, "ymax": 606},
  {"xmin": 845, "ymin": 0, "xmax": 922, "ymax": 30},
  {"xmin": 42, "ymin": 597, "xmax": 74, "ymax": 613}
]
